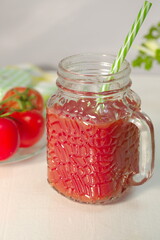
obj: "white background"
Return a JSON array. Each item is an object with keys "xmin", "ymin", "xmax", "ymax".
[
  {"xmin": 0, "ymin": 0, "xmax": 160, "ymax": 73},
  {"xmin": 0, "ymin": 1, "xmax": 160, "ymax": 239}
]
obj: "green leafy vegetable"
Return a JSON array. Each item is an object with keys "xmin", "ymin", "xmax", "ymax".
[{"xmin": 132, "ymin": 22, "xmax": 160, "ymax": 70}]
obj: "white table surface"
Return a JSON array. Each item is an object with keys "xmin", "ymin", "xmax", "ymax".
[{"xmin": 0, "ymin": 74, "xmax": 160, "ymax": 240}]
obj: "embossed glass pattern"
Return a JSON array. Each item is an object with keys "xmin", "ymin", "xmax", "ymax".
[{"xmin": 47, "ymin": 53, "xmax": 154, "ymax": 204}]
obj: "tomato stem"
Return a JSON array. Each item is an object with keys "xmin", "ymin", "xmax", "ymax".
[
  {"xmin": 0, "ymin": 87, "xmax": 37, "ymax": 111},
  {"xmin": 0, "ymin": 109, "xmax": 22, "ymax": 118}
]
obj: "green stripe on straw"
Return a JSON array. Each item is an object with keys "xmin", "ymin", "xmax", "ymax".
[{"xmin": 101, "ymin": 0, "xmax": 152, "ymax": 93}]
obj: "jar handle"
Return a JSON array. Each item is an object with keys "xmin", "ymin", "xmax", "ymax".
[{"xmin": 129, "ymin": 111, "xmax": 155, "ymax": 186}]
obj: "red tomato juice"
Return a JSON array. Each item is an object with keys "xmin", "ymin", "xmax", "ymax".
[{"xmin": 47, "ymin": 100, "xmax": 139, "ymax": 203}]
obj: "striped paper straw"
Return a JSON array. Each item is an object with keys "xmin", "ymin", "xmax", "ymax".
[{"xmin": 101, "ymin": 0, "xmax": 152, "ymax": 92}]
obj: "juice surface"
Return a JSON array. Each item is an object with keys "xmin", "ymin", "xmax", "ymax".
[{"xmin": 47, "ymin": 100, "xmax": 139, "ymax": 203}]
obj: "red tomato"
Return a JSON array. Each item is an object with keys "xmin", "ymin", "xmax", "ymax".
[
  {"xmin": 11, "ymin": 110, "xmax": 45, "ymax": 148},
  {"xmin": 0, "ymin": 118, "xmax": 20, "ymax": 161},
  {"xmin": 2, "ymin": 87, "xmax": 44, "ymax": 112}
]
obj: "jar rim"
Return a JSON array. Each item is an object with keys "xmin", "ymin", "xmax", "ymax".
[{"xmin": 58, "ymin": 53, "xmax": 131, "ymax": 83}]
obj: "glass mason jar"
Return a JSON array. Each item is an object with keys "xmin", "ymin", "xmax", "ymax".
[{"xmin": 47, "ymin": 53, "xmax": 155, "ymax": 204}]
